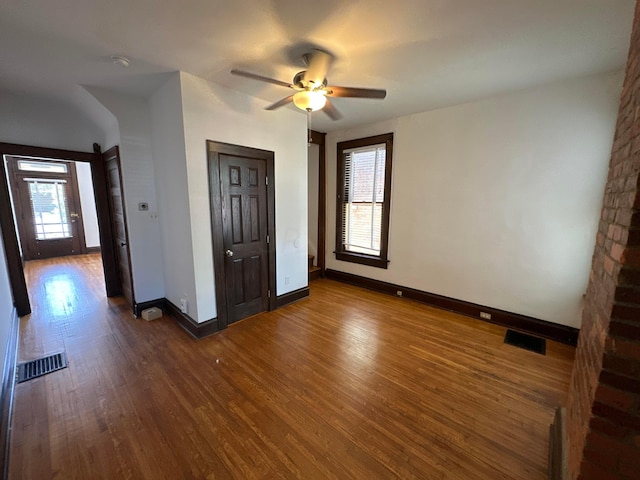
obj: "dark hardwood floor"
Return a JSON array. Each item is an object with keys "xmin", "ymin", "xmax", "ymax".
[{"xmin": 9, "ymin": 254, "xmax": 575, "ymax": 479}]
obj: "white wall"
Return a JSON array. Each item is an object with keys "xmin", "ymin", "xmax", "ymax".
[
  {"xmin": 308, "ymin": 143, "xmax": 319, "ymax": 265},
  {"xmin": 177, "ymin": 72, "xmax": 307, "ymax": 322},
  {"xmin": 326, "ymin": 71, "xmax": 622, "ymax": 328},
  {"xmin": 85, "ymin": 88, "xmax": 165, "ymax": 304},
  {"xmin": 75, "ymin": 162, "xmax": 100, "ymax": 248},
  {"xmin": 0, "ymin": 87, "xmax": 109, "ymax": 254},
  {"xmin": 0, "ymin": 89, "xmax": 105, "ymax": 152},
  {"xmin": 149, "ymin": 73, "xmax": 196, "ymax": 319},
  {"xmin": 0, "ymin": 223, "xmax": 15, "ymax": 392}
]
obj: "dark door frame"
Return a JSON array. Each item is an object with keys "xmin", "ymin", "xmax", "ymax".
[
  {"xmin": 207, "ymin": 140, "xmax": 276, "ymax": 329},
  {"xmin": 102, "ymin": 145, "xmax": 135, "ymax": 308},
  {"xmin": 5, "ymin": 157, "xmax": 87, "ymax": 261},
  {"xmin": 0, "ymin": 142, "xmax": 121, "ymax": 316},
  {"xmin": 309, "ymin": 130, "xmax": 326, "ymax": 275}
]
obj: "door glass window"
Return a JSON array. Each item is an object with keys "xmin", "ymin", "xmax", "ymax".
[
  {"xmin": 17, "ymin": 160, "xmax": 68, "ymax": 173},
  {"xmin": 24, "ymin": 178, "xmax": 71, "ymax": 239}
]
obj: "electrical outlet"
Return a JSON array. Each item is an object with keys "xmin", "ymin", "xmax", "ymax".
[
  {"xmin": 397, "ymin": 290, "xmax": 403, "ymax": 297},
  {"xmin": 285, "ymin": 276, "xmax": 290, "ymax": 285},
  {"xmin": 480, "ymin": 312, "xmax": 492, "ymax": 320}
]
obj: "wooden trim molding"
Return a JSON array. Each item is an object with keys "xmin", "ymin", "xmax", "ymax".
[
  {"xmin": 309, "ymin": 130, "xmax": 326, "ymax": 277},
  {"xmin": 276, "ymin": 287, "xmax": 310, "ymax": 308},
  {"xmin": 138, "ymin": 288, "xmax": 312, "ymax": 338},
  {"xmin": 548, "ymin": 407, "xmax": 568, "ymax": 480},
  {"xmin": 133, "ymin": 298, "xmax": 166, "ymax": 318},
  {"xmin": 91, "ymin": 143, "xmax": 120, "ymax": 299},
  {"xmin": 164, "ymin": 299, "xmax": 219, "ymax": 339},
  {"xmin": 85, "ymin": 247, "xmax": 101, "ymax": 254},
  {"xmin": 0, "ymin": 308, "xmax": 19, "ymax": 480},
  {"xmin": 135, "ymin": 298, "xmax": 220, "ymax": 339},
  {"xmin": 101, "ymin": 145, "xmax": 136, "ymax": 310},
  {"xmin": 266, "ymin": 153, "xmax": 277, "ymax": 311},
  {"xmin": 324, "ymin": 269, "xmax": 579, "ymax": 346},
  {"xmin": 0, "ymin": 149, "xmax": 30, "ymax": 316},
  {"xmin": 309, "ymin": 268, "xmax": 322, "ymax": 282},
  {"xmin": 308, "ymin": 130, "xmax": 325, "ymax": 144},
  {"xmin": 0, "ymin": 143, "xmax": 94, "ymax": 163}
]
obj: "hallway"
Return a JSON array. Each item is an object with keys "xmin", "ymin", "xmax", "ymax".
[{"xmin": 9, "ymin": 255, "xmax": 575, "ymax": 479}]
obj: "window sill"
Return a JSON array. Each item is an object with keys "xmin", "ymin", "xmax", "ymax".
[{"xmin": 335, "ymin": 251, "xmax": 389, "ymax": 269}]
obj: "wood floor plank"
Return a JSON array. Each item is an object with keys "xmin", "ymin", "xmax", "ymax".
[{"xmin": 9, "ymin": 254, "xmax": 575, "ymax": 479}]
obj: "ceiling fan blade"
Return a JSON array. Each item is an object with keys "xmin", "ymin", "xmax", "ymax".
[
  {"xmin": 323, "ymin": 99, "xmax": 342, "ymax": 121},
  {"xmin": 303, "ymin": 49, "xmax": 333, "ymax": 87},
  {"xmin": 231, "ymin": 69, "xmax": 294, "ymax": 88},
  {"xmin": 325, "ymin": 86, "xmax": 387, "ymax": 99},
  {"xmin": 265, "ymin": 95, "xmax": 294, "ymax": 111}
]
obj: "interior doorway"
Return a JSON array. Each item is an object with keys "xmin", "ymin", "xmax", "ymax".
[
  {"xmin": 4, "ymin": 156, "xmax": 96, "ymax": 261},
  {"xmin": 308, "ymin": 130, "xmax": 326, "ymax": 281},
  {"xmin": 0, "ymin": 143, "xmax": 127, "ymax": 317}
]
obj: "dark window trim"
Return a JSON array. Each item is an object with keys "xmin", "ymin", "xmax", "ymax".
[{"xmin": 335, "ymin": 132, "xmax": 393, "ymax": 269}]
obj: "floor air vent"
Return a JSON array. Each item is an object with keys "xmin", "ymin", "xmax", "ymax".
[
  {"xmin": 504, "ymin": 330, "xmax": 546, "ymax": 355},
  {"xmin": 17, "ymin": 352, "xmax": 68, "ymax": 383}
]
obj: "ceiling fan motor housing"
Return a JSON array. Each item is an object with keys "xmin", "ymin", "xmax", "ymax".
[{"xmin": 293, "ymin": 71, "xmax": 327, "ymax": 90}]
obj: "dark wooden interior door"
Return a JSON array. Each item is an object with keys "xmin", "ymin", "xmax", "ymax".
[
  {"xmin": 103, "ymin": 146, "xmax": 134, "ymax": 307},
  {"xmin": 219, "ymin": 153, "xmax": 270, "ymax": 323},
  {"xmin": 8, "ymin": 157, "xmax": 85, "ymax": 261},
  {"xmin": 208, "ymin": 141, "xmax": 276, "ymax": 329}
]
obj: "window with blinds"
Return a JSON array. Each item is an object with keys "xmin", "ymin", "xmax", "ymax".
[{"xmin": 336, "ymin": 133, "xmax": 393, "ymax": 268}]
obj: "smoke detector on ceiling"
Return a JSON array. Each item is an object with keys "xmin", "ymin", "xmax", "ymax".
[{"xmin": 110, "ymin": 55, "xmax": 131, "ymax": 68}]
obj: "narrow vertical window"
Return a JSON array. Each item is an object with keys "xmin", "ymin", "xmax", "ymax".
[{"xmin": 336, "ymin": 133, "xmax": 393, "ymax": 268}]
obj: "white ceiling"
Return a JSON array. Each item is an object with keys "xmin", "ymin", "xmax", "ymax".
[{"xmin": 0, "ymin": 0, "xmax": 635, "ymax": 132}]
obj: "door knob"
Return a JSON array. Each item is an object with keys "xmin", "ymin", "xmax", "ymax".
[{"xmin": 225, "ymin": 249, "xmax": 234, "ymax": 257}]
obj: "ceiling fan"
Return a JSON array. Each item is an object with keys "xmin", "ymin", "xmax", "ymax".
[{"xmin": 230, "ymin": 49, "xmax": 386, "ymax": 120}]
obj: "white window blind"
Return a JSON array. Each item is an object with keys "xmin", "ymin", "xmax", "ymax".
[{"xmin": 342, "ymin": 143, "xmax": 386, "ymax": 255}]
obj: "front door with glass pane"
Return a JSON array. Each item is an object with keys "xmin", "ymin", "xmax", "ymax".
[{"xmin": 8, "ymin": 158, "xmax": 85, "ymax": 260}]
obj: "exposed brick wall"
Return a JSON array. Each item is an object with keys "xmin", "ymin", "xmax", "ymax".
[{"xmin": 565, "ymin": 2, "xmax": 640, "ymax": 479}]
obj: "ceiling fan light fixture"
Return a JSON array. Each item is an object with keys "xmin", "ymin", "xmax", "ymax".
[
  {"xmin": 293, "ymin": 90, "xmax": 327, "ymax": 112},
  {"xmin": 229, "ymin": 49, "xmax": 386, "ymax": 121}
]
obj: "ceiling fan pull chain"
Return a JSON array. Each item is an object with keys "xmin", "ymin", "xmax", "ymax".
[{"xmin": 307, "ymin": 110, "xmax": 312, "ymax": 146}]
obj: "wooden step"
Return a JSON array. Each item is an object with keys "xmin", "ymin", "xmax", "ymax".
[{"xmin": 309, "ymin": 265, "xmax": 322, "ymax": 281}]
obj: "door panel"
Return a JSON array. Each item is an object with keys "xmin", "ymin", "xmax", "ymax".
[
  {"xmin": 8, "ymin": 158, "xmax": 85, "ymax": 260},
  {"xmin": 23, "ymin": 179, "xmax": 80, "ymax": 258},
  {"xmin": 103, "ymin": 146, "xmax": 135, "ymax": 308},
  {"xmin": 208, "ymin": 141, "xmax": 276, "ymax": 329},
  {"xmin": 220, "ymin": 154, "xmax": 269, "ymax": 323}
]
